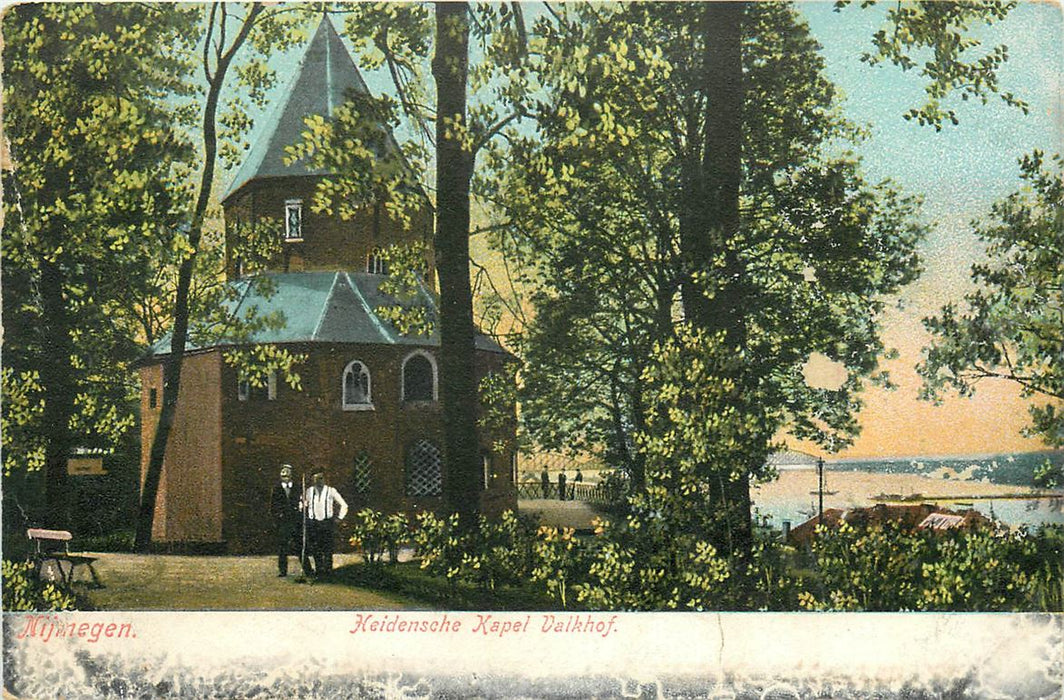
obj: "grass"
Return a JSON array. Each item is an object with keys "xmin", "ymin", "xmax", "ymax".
[{"xmin": 76, "ymin": 552, "xmax": 430, "ymax": 610}]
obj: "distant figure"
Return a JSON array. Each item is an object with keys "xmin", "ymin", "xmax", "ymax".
[
  {"xmin": 302, "ymin": 471, "xmax": 348, "ymax": 576},
  {"xmin": 270, "ymin": 464, "xmax": 303, "ymax": 577},
  {"xmin": 558, "ymin": 470, "xmax": 568, "ymax": 501},
  {"xmin": 541, "ymin": 467, "xmax": 551, "ymax": 499},
  {"xmin": 575, "ymin": 469, "xmax": 583, "ymax": 483}
]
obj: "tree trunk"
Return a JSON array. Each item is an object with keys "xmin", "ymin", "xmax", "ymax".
[
  {"xmin": 38, "ymin": 259, "xmax": 75, "ymax": 528},
  {"xmin": 135, "ymin": 2, "xmax": 263, "ymax": 552},
  {"xmin": 432, "ymin": 2, "xmax": 481, "ymax": 526},
  {"xmin": 682, "ymin": 2, "xmax": 753, "ymax": 559}
]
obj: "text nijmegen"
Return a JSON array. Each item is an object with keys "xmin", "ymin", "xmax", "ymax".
[{"xmin": 16, "ymin": 615, "xmax": 135, "ymax": 643}]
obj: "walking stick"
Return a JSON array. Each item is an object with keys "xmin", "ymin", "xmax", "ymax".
[{"xmin": 296, "ymin": 472, "xmax": 309, "ymax": 583}]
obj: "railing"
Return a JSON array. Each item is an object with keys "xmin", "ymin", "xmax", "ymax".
[{"xmin": 516, "ymin": 480, "xmax": 617, "ymax": 506}]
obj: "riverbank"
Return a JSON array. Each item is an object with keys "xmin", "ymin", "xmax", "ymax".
[{"xmin": 753, "ymin": 468, "xmax": 1063, "ymax": 527}]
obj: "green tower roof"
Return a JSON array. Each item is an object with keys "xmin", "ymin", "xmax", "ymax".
[{"xmin": 221, "ymin": 17, "xmax": 397, "ymax": 204}]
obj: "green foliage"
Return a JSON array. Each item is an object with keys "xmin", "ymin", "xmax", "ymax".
[
  {"xmin": 920, "ymin": 153, "xmax": 1063, "ymax": 447},
  {"xmin": 410, "ymin": 510, "xmax": 539, "ymax": 592},
  {"xmin": 2, "ymin": 561, "xmax": 77, "ymax": 612},
  {"xmin": 530, "ymin": 525, "xmax": 590, "ymax": 609},
  {"xmin": 495, "ymin": 3, "xmax": 926, "ymax": 485},
  {"xmin": 458, "ymin": 510, "xmax": 539, "ymax": 592},
  {"xmin": 372, "ymin": 508, "xmax": 1063, "ymax": 612},
  {"xmin": 348, "ymin": 509, "xmax": 410, "ymax": 567},
  {"xmin": 289, "ymin": 96, "xmax": 428, "ymax": 231},
  {"xmin": 1, "ymin": 370, "xmax": 47, "ymax": 476},
  {"xmin": 1, "ymin": 3, "xmax": 198, "ymax": 480},
  {"xmin": 1034, "ymin": 460, "xmax": 1063, "ymax": 490},
  {"xmin": 841, "ymin": 0, "xmax": 1027, "ymax": 129},
  {"xmin": 477, "ymin": 364, "xmax": 520, "ymax": 454},
  {"xmin": 374, "ymin": 241, "xmax": 437, "ymax": 337},
  {"xmin": 410, "ymin": 511, "xmax": 466, "ymax": 584},
  {"xmin": 802, "ymin": 523, "xmax": 1064, "ymax": 611}
]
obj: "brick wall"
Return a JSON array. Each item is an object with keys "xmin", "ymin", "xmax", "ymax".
[
  {"xmin": 224, "ymin": 176, "xmax": 434, "ymax": 285},
  {"xmin": 143, "ymin": 343, "xmax": 517, "ymax": 553}
]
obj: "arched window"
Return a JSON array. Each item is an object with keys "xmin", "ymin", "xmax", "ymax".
[
  {"xmin": 366, "ymin": 247, "xmax": 388, "ymax": 275},
  {"xmin": 342, "ymin": 360, "xmax": 372, "ymax": 409},
  {"xmin": 406, "ymin": 440, "xmax": 442, "ymax": 496},
  {"xmin": 402, "ymin": 351, "xmax": 437, "ymax": 402}
]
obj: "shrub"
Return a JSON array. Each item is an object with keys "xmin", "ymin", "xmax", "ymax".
[
  {"xmin": 530, "ymin": 524, "xmax": 589, "ymax": 609},
  {"xmin": 348, "ymin": 509, "xmax": 409, "ymax": 567},
  {"xmin": 2, "ymin": 560, "xmax": 77, "ymax": 611},
  {"xmin": 410, "ymin": 511, "xmax": 464, "ymax": 585},
  {"xmin": 801, "ymin": 522, "xmax": 1064, "ymax": 612},
  {"xmin": 460, "ymin": 511, "xmax": 539, "ymax": 592}
]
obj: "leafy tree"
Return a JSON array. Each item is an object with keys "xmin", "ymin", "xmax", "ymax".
[
  {"xmin": 920, "ymin": 152, "xmax": 1063, "ymax": 449},
  {"xmin": 135, "ymin": 3, "xmax": 311, "ymax": 551},
  {"xmin": 494, "ymin": 3, "xmax": 925, "ymax": 559},
  {"xmin": 2, "ymin": 4, "xmax": 197, "ymax": 526},
  {"xmin": 494, "ymin": 0, "xmax": 1028, "ymax": 565},
  {"xmin": 842, "ymin": 0, "xmax": 1026, "ymax": 129}
]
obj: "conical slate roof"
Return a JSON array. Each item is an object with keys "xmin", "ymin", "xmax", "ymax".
[
  {"xmin": 221, "ymin": 17, "xmax": 392, "ymax": 203},
  {"xmin": 147, "ymin": 272, "xmax": 509, "ymax": 357}
]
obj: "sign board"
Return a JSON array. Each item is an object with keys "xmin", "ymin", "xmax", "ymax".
[{"xmin": 67, "ymin": 457, "xmax": 106, "ymax": 476}]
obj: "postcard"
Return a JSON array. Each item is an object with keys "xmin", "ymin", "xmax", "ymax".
[{"xmin": 3, "ymin": 1, "xmax": 1061, "ymax": 697}]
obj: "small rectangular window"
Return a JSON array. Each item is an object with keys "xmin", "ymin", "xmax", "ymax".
[
  {"xmin": 284, "ymin": 200, "xmax": 303, "ymax": 241},
  {"xmin": 239, "ymin": 371, "xmax": 277, "ymax": 401},
  {"xmin": 149, "ymin": 388, "xmax": 158, "ymax": 409}
]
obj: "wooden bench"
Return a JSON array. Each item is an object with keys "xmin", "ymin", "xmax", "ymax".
[{"xmin": 27, "ymin": 529, "xmax": 102, "ymax": 588}]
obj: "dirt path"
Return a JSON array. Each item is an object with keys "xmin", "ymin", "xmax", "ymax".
[
  {"xmin": 79, "ymin": 553, "xmax": 423, "ymax": 611},
  {"xmin": 518, "ymin": 498, "xmax": 606, "ymax": 530},
  {"xmin": 71, "ymin": 501, "xmax": 606, "ymax": 610}
]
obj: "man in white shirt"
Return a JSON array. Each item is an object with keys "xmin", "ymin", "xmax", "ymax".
[{"xmin": 302, "ymin": 471, "xmax": 348, "ymax": 576}]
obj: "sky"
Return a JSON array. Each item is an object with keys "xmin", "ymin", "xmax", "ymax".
[
  {"xmin": 226, "ymin": 2, "xmax": 1062, "ymax": 460},
  {"xmin": 796, "ymin": 1, "xmax": 1062, "ymax": 458}
]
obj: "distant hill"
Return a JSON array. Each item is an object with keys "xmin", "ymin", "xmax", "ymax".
[
  {"xmin": 830, "ymin": 450, "xmax": 1063, "ymax": 488},
  {"xmin": 765, "ymin": 450, "xmax": 819, "ymax": 469}
]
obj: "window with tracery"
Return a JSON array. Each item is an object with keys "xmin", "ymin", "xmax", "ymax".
[{"xmin": 342, "ymin": 360, "xmax": 372, "ymax": 409}]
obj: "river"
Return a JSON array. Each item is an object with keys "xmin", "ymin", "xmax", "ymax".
[{"xmin": 753, "ymin": 468, "xmax": 1064, "ymax": 529}]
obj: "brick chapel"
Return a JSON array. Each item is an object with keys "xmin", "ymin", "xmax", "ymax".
[{"xmin": 138, "ymin": 18, "xmax": 517, "ymax": 553}]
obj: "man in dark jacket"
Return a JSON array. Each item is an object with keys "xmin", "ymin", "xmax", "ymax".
[{"xmin": 270, "ymin": 464, "xmax": 302, "ymax": 577}]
